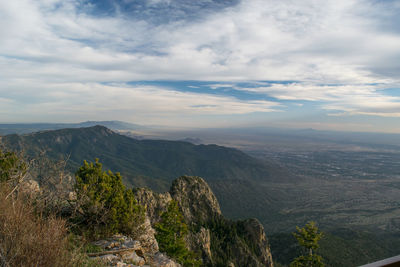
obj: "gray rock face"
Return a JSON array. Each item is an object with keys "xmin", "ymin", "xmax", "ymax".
[
  {"xmin": 136, "ymin": 176, "xmax": 221, "ymax": 225},
  {"xmin": 242, "ymin": 218, "xmax": 274, "ymax": 266},
  {"xmin": 136, "ymin": 217, "xmax": 159, "ymax": 255},
  {"xmin": 187, "ymin": 227, "xmax": 212, "ymax": 264},
  {"xmin": 135, "ymin": 176, "xmax": 274, "ymax": 267},
  {"xmin": 170, "ymin": 176, "xmax": 221, "ymax": 224},
  {"xmin": 135, "ymin": 188, "xmax": 172, "ymax": 225}
]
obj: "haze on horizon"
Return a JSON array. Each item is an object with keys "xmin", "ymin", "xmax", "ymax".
[{"xmin": 1, "ymin": 0, "xmax": 400, "ymax": 133}]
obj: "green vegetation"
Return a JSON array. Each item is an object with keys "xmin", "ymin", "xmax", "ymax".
[
  {"xmin": 0, "ymin": 151, "xmax": 148, "ymax": 266},
  {"xmin": 71, "ymin": 159, "xmax": 145, "ymax": 239},
  {"xmin": 270, "ymin": 228, "xmax": 400, "ymax": 267},
  {"xmin": 0, "ymin": 146, "xmax": 270, "ymax": 266},
  {"xmin": 205, "ymin": 217, "xmax": 269, "ymax": 267},
  {"xmin": 207, "ymin": 217, "xmax": 241, "ymax": 266},
  {"xmin": 155, "ymin": 200, "xmax": 201, "ymax": 267},
  {"xmin": 1, "ymin": 125, "xmax": 286, "ymax": 192},
  {"xmin": 0, "ymin": 149, "xmax": 96, "ymax": 266},
  {"xmin": 290, "ymin": 221, "xmax": 324, "ymax": 267},
  {"xmin": 3, "ymin": 126, "xmax": 400, "ymax": 266},
  {"xmin": 0, "ymin": 149, "xmax": 27, "ymax": 184}
]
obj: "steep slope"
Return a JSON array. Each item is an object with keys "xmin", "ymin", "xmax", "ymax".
[
  {"xmin": 136, "ymin": 176, "xmax": 274, "ymax": 267},
  {"xmin": 269, "ymin": 229, "xmax": 400, "ymax": 267},
  {"xmin": 1, "ymin": 126, "xmax": 292, "ymax": 219},
  {"xmin": 2, "ymin": 126, "xmax": 285, "ymax": 182}
]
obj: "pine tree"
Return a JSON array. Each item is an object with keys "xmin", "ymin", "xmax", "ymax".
[
  {"xmin": 72, "ymin": 159, "xmax": 144, "ymax": 238},
  {"xmin": 0, "ymin": 150, "xmax": 28, "ymax": 199},
  {"xmin": 0, "ymin": 150, "xmax": 27, "ymax": 184},
  {"xmin": 290, "ymin": 221, "xmax": 324, "ymax": 267}
]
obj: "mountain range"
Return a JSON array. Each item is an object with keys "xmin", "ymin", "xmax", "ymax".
[
  {"xmin": 1, "ymin": 125, "xmax": 292, "ymax": 218},
  {"xmin": 2, "ymin": 125, "xmax": 400, "ymax": 266}
]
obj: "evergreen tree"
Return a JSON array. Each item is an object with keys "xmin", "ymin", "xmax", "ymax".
[
  {"xmin": 0, "ymin": 150, "xmax": 27, "ymax": 184},
  {"xmin": 0, "ymin": 150, "xmax": 28, "ymax": 200},
  {"xmin": 155, "ymin": 200, "xmax": 201, "ymax": 267},
  {"xmin": 290, "ymin": 221, "xmax": 324, "ymax": 267},
  {"xmin": 72, "ymin": 159, "xmax": 144, "ymax": 238}
]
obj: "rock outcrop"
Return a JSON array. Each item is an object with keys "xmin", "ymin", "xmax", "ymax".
[
  {"xmin": 134, "ymin": 188, "xmax": 172, "ymax": 225},
  {"xmin": 136, "ymin": 176, "xmax": 274, "ymax": 267},
  {"xmin": 242, "ymin": 218, "xmax": 274, "ymax": 266},
  {"xmin": 170, "ymin": 176, "xmax": 221, "ymax": 224},
  {"xmin": 136, "ymin": 217, "xmax": 159, "ymax": 256},
  {"xmin": 89, "ymin": 234, "xmax": 181, "ymax": 267}
]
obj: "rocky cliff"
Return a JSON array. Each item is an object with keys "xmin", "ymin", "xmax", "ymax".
[
  {"xmin": 17, "ymin": 163, "xmax": 274, "ymax": 266},
  {"xmin": 135, "ymin": 176, "xmax": 274, "ymax": 267}
]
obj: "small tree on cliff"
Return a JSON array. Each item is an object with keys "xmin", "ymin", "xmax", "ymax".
[
  {"xmin": 71, "ymin": 159, "xmax": 145, "ymax": 238},
  {"xmin": 155, "ymin": 200, "xmax": 201, "ymax": 267},
  {"xmin": 0, "ymin": 150, "xmax": 27, "ymax": 198},
  {"xmin": 290, "ymin": 221, "xmax": 324, "ymax": 267}
]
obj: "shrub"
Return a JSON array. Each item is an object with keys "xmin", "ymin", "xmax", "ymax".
[
  {"xmin": 0, "ymin": 150, "xmax": 27, "ymax": 184},
  {"xmin": 0, "ymin": 150, "xmax": 112, "ymax": 266},
  {"xmin": 0, "ymin": 183, "xmax": 82, "ymax": 267},
  {"xmin": 0, "ymin": 150, "xmax": 28, "ymax": 201},
  {"xmin": 71, "ymin": 159, "xmax": 145, "ymax": 239}
]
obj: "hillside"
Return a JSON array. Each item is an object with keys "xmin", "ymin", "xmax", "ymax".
[
  {"xmin": 0, "ymin": 146, "xmax": 274, "ymax": 266},
  {"xmin": 4, "ymin": 126, "xmax": 400, "ymax": 266},
  {"xmin": 269, "ymin": 229, "xmax": 400, "ymax": 267},
  {"xmin": 1, "ymin": 125, "xmax": 292, "ymax": 219}
]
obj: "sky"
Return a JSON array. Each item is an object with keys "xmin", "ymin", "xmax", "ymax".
[{"xmin": 1, "ymin": 0, "xmax": 400, "ymax": 132}]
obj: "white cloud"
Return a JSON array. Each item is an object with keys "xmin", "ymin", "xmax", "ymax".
[
  {"xmin": 235, "ymin": 82, "xmax": 400, "ymax": 117},
  {"xmin": 2, "ymin": 0, "xmax": 399, "ymax": 82},
  {"xmin": 0, "ymin": 0, "xmax": 400, "ymax": 125},
  {"xmin": 0, "ymin": 81, "xmax": 280, "ymax": 124}
]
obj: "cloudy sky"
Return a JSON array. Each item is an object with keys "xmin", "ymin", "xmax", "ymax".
[{"xmin": 1, "ymin": 0, "xmax": 400, "ymax": 132}]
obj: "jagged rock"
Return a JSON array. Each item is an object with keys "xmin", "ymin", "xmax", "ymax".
[
  {"xmin": 170, "ymin": 176, "xmax": 221, "ymax": 224},
  {"xmin": 136, "ymin": 176, "xmax": 222, "ymax": 225},
  {"xmin": 136, "ymin": 217, "xmax": 159, "ymax": 255},
  {"xmin": 135, "ymin": 176, "xmax": 274, "ymax": 267},
  {"xmin": 242, "ymin": 218, "xmax": 274, "ymax": 266},
  {"xmin": 187, "ymin": 227, "xmax": 212, "ymax": 264},
  {"xmin": 135, "ymin": 188, "xmax": 172, "ymax": 224}
]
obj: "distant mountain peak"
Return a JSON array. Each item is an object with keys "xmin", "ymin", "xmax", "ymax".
[
  {"xmin": 87, "ymin": 125, "xmax": 114, "ymax": 135},
  {"xmin": 0, "ymin": 120, "xmax": 146, "ymax": 135}
]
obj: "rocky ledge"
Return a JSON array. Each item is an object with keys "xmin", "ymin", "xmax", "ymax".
[{"xmin": 89, "ymin": 234, "xmax": 180, "ymax": 267}]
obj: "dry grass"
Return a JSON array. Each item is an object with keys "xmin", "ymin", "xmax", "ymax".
[{"xmin": 0, "ymin": 185, "xmax": 81, "ymax": 267}]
